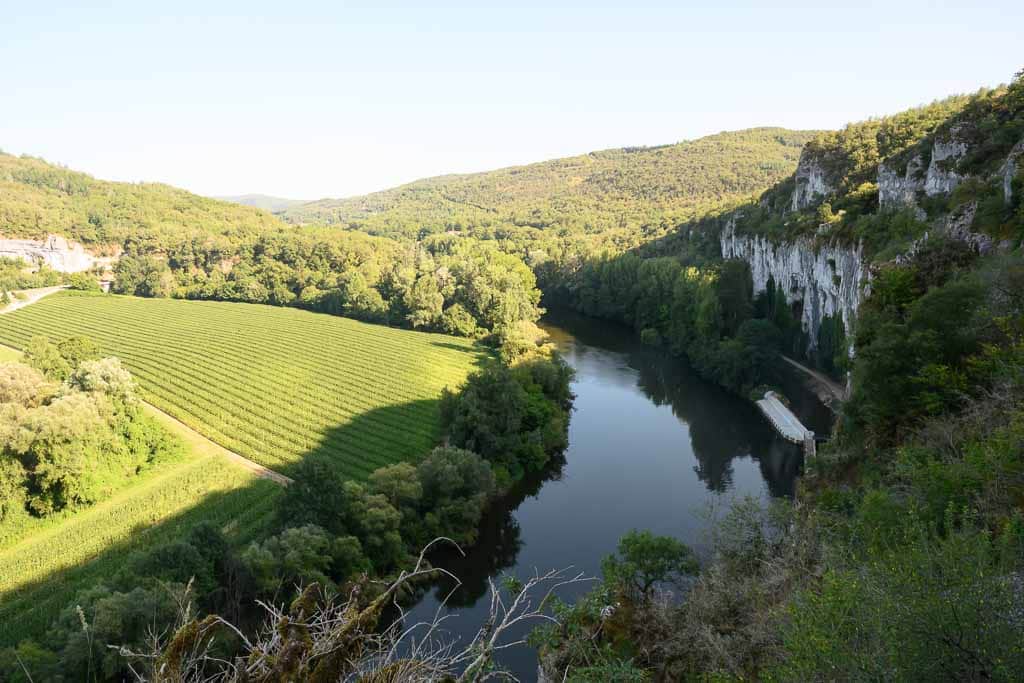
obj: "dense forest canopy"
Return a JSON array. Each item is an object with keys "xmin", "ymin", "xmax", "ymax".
[
  {"xmin": 276, "ymin": 128, "xmax": 819, "ymax": 238},
  {"xmin": 0, "ymin": 152, "xmax": 286, "ymax": 248}
]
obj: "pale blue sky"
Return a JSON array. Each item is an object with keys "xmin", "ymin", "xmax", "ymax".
[{"xmin": 1, "ymin": 1, "xmax": 1021, "ymax": 199}]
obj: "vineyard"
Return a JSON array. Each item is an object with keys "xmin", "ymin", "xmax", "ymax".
[
  {"xmin": 0, "ymin": 452, "xmax": 281, "ymax": 645},
  {"xmin": 0, "ymin": 291, "xmax": 486, "ymax": 478}
]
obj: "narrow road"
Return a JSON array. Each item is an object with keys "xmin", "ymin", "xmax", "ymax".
[
  {"xmin": 0, "ymin": 285, "xmax": 66, "ymax": 314},
  {"xmin": 0, "ymin": 290, "xmax": 291, "ymax": 486},
  {"xmin": 781, "ymin": 355, "xmax": 847, "ymax": 404}
]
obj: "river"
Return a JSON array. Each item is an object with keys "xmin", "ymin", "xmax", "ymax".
[{"xmin": 403, "ymin": 310, "xmax": 825, "ymax": 679}]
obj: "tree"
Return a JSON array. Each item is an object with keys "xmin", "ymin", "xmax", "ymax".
[
  {"xmin": 242, "ymin": 525, "xmax": 341, "ymax": 595},
  {"xmin": 0, "ymin": 362, "xmax": 53, "ymax": 407},
  {"xmin": 24, "ymin": 336, "xmax": 71, "ymax": 381},
  {"xmin": 278, "ymin": 459, "xmax": 349, "ymax": 535},
  {"xmin": 415, "ymin": 446, "xmax": 495, "ymax": 545},
  {"xmin": 66, "ymin": 357, "xmax": 137, "ymax": 403},
  {"xmin": 55, "ymin": 336, "xmax": 100, "ymax": 370},
  {"xmin": 404, "ymin": 274, "xmax": 444, "ymax": 329},
  {"xmin": 716, "ymin": 260, "xmax": 753, "ymax": 337},
  {"xmin": 601, "ymin": 530, "xmax": 698, "ymax": 601}
]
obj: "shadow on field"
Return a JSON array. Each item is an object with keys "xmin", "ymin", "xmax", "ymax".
[
  {"xmin": 1, "ymin": 390, "xmax": 497, "ymax": 648},
  {"xmin": 429, "ymin": 340, "xmax": 493, "ymax": 358},
  {"xmin": 0, "ymin": 479, "xmax": 283, "ymax": 647}
]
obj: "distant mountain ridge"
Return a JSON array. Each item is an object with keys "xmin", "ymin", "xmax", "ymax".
[
  {"xmin": 1, "ymin": 127, "xmax": 819, "ymax": 249},
  {"xmin": 215, "ymin": 194, "xmax": 309, "ymax": 213},
  {"xmin": 276, "ymin": 127, "xmax": 821, "ymax": 238}
]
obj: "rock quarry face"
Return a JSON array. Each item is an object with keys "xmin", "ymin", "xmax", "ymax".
[
  {"xmin": 791, "ymin": 151, "xmax": 834, "ymax": 212},
  {"xmin": 0, "ymin": 234, "xmax": 97, "ymax": 272},
  {"xmin": 878, "ymin": 154, "xmax": 927, "ymax": 216},
  {"xmin": 1003, "ymin": 138, "xmax": 1024, "ymax": 205},
  {"xmin": 924, "ymin": 127, "xmax": 968, "ymax": 197},
  {"xmin": 720, "ymin": 218, "xmax": 869, "ymax": 357}
]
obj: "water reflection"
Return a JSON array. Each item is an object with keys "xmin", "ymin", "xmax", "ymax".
[
  {"xmin": 418, "ymin": 455, "xmax": 567, "ymax": 607},
  {"xmin": 403, "ymin": 310, "xmax": 818, "ymax": 680},
  {"xmin": 545, "ymin": 310, "xmax": 805, "ymax": 497}
]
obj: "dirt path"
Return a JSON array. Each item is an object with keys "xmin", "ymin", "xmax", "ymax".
[
  {"xmin": 0, "ymin": 285, "xmax": 67, "ymax": 314},
  {"xmin": 781, "ymin": 355, "xmax": 847, "ymax": 405},
  {"xmin": 141, "ymin": 403, "xmax": 292, "ymax": 485},
  {"xmin": 0, "ymin": 294, "xmax": 291, "ymax": 486}
]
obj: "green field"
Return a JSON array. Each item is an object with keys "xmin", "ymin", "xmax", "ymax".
[
  {"xmin": 0, "ymin": 292, "xmax": 482, "ymax": 645},
  {"xmin": 0, "ymin": 292, "xmax": 485, "ymax": 478},
  {"xmin": 0, "ymin": 442, "xmax": 281, "ymax": 645}
]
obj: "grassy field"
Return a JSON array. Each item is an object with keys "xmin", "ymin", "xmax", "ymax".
[
  {"xmin": 0, "ymin": 345, "xmax": 21, "ymax": 362},
  {"xmin": 0, "ymin": 418, "xmax": 282, "ymax": 646},
  {"xmin": 0, "ymin": 293, "xmax": 483, "ymax": 644},
  {"xmin": 0, "ymin": 291, "xmax": 486, "ymax": 478}
]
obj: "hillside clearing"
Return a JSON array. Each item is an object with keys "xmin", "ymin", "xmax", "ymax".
[{"xmin": 0, "ymin": 292, "xmax": 487, "ymax": 478}]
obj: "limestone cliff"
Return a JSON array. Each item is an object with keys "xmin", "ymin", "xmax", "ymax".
[
  {"xmin": 0, "ymin": 234, "xmax": 99, "ymax": 272},
  {"xmin": 923, "ymin": 125, "xmax": 968, "ymax": 196},
  {"xmin": 720, "ymin": 218, "xmax": 869, "ymax": 357},
  {"xmin": 878, "ymin": 154, "xmax": 927, "ymax": 217},
  {"xmin": 791, "ymin": 151, "xmax": 834, "ymax": 211},
  {"xmin": 1003, "ymin": 138, "xmax": 1024, "ymax": 205}
]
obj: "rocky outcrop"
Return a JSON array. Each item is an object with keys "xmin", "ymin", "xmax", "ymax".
[
  {"xmin": 878, "ymin": 154, "xmax": 927, "ymax": 217},
  {"xmin": 791, "ymin": 151, "xmax": 834, "ymax": 212},
  {"xmin": 894, "ymin": 201, "xmax": 999, "ymax": 265},
  {"xmin": 924, "ymin": 127, "xmax": 968, "ymax": 196},
  {"xmin": 721, "ymin": 218, "xmax": 869, "ymax": 357},
  {"xmin": 1002, "ymin": 138, "xmax": 1024, "ymax": 205},
  {"xmin": 0, "ymin": 234, "xmax": 97, "ymax": 272}
]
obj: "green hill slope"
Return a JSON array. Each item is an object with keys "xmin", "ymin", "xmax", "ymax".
[
  {"xmin": 279, "ymin": 128, "xmax": 820, "ymax": 238},
  {"xmin": 0, "ymin": 152, "xmax": 288, "ymax": 246}
]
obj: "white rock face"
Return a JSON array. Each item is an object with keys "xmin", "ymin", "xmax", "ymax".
[
  {"xmin": 721, "ymin": 218, "xmax": 869, "ymax": 357},
  {"xmin": 791, "ymin": 151, "xmax": 833, "ymax": 212},
  {"xmin": 1003, "ymin": 138, "xmax": 1024, "ymax": 205},
  {"xmin": 0, "ymin": 234, "xmax": 97, "ymax": 272},
  {"xmin": 924, "ymin": 129, "xmax": 968, "ymax": 197},
  {"xmin": 878, "ymin": 154, "xmax": 926, "ymax": 214}
]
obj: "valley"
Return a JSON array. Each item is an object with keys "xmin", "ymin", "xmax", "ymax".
[{"xmin": 0, "ymin": 60, "xmax": 1022, "ymax": 681}]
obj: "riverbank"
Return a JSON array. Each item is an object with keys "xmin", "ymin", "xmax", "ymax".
[{"xmin": 402, "ymin": 310, "xmax": 809, "ymax": 679}]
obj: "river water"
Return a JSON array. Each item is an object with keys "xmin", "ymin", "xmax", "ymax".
[{"xmin": 404, "ymin": 311, "xmax": 822, "ymax": 679}]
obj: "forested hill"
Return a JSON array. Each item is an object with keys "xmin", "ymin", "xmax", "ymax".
[
  {"xmin": 0, "ymin": 152, "xmax": 287, "ymax": 247},
  {"xmin": 215, "ymin": 194, "xmax": 309, "ymax": 213},
  {"xmin": 278, "ymin": 127, "xmax": 820, "ymax": 237}
]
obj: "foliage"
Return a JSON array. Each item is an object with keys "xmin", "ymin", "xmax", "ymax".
[
  {"xmin": 600, "ymin": 530, "xmax": 697, "ymax": 601},
  {"xmin": 441, "ymin": 355, "xmax": 573, "ymax": 483},
  {"xmin": 553, "ymin": 253, "xmax": 792, "ymax": 394},
  {"xmin": 0, "ymin": 353, "xmax": 179, "ymax": 519},
  {"xmin": 780, "ymin": 521, "xmax": 1024, "ymax": 681},
  {"xmin": 0, "ymin": 257, "xmax": 62, "ymax": 293},
  {"xmin": 113, "ymin": 230, "xmax": 543, "ymax": 337},
  {"xmin": 0, "ymin": 454, "xmax": 278, "ymax": 648},
  {"xmin": 0, "ymin": 151, "xmax": 283, "ymax": 245},
  {"xmin": 280, "ymin": 128, "xmax": 816, "ymax": 239}
]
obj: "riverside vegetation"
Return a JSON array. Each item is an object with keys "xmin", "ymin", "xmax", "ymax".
[{"xmin": 0, "ymin": 71, "xmax": 1022, "ymax": 680}]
